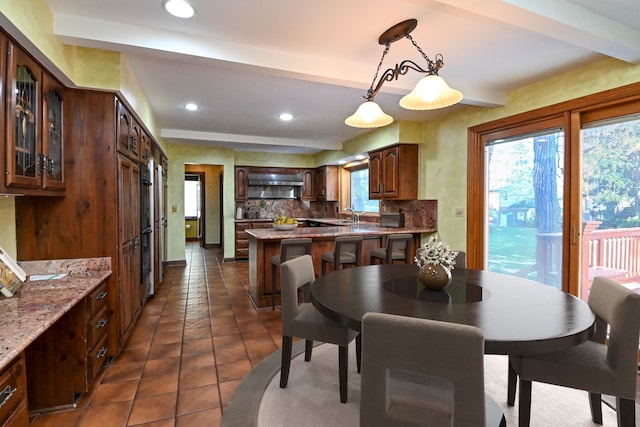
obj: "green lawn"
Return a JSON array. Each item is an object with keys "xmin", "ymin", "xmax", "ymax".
[{"xmin": 488, "ymin": 226, "xmax": 539, "ymax": 276}]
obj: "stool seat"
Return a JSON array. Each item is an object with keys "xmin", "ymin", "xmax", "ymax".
[
  {"xmin": 370, "ymin": 233, "xmax": 412, "ymax": 265},
  {"xmin": 271, "ymin": 238, "xmax": 312, "ymax": 310},
  {"xmin": 321, "ymin": 236, "xmax": 363, "ymax": 275}
]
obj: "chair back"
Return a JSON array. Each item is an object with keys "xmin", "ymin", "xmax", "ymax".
[
  {"xmin": 279, "ymin": 238, "xmax": 312, "ymax": 263},
  {"xmin": 588, "ymin": 276, "xmax": 640, "ymax": 395},
  {"xmin": 454, "ymin": 251, "xmax": 466, "ymax": 268},
  {"xmin": 333, "ymin": 236, "xmax": 363, "ymax": 266},
  {"xmin": 386, "ymin": 234, "xmax": 413, "ymax": 264},
  {"xmin": 280, "ymin": 255, "xmax": 316, "ymax": 336},
  {"xmin": 360, "ymin": 313, "xmax": 486, "ymax": 427}
]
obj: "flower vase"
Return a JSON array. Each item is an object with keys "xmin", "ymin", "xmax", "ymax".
[{"xmin": 418, "ymin": 264, "xmax": 452, "ymax": 291}]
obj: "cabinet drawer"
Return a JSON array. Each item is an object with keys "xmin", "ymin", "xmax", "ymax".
[
  {"xmin": 0, "ymin": 355, "xmax": 27, "ymax": 426},
  {"xmin": 87, "ymin": 282, "xmax": 108, "ymax": 317},
  {"xmin": 88, "ymin": 334, "xmax": 109, "ymax": 383},
  {"xmin": 3, "ymin": 401, "xmax": 27, "ymax": 427},
  {"xmin": 236, "ymin": 239, "xmax": 249, "ymax": 249},
  {"xmin": 252, "ymin": 222, "xmax": 273, "ymax": 229},
  {"xmin": 235, "ymin": 223, "xmax": 251, "ymax": 231},
  {"xmin": 235, "ymin": 248, "xmax": 249, "ymax": 258},
  {"xmin": 87, "ymin": 305, "xmax": 109, "ymax": 351}
]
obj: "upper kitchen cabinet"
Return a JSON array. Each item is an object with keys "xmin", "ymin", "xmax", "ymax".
[
  {"xmin": 300, "ymin": 168, "xmax": 315, "ymax": 201},
  {"xmin": 4, "ymin": 40, "xmax": 65, "ymax": 193},
  {"xmin": 368, "ymin": 144, "xmax": 418, "ymax": 200},
  {"xmin": 139, "ymin": 128, "xmax": 151, "ymax": 166},
  {"xmin": 116, "ymin": 100, "xmax": 140, "ymax": 162},
  {"xmin": 235, "ymin": 166, "xmax": 249, "ymax": 201},
  {"xmin": 315, "ymin": 165, "xmax": 338, "ymax": 201}
]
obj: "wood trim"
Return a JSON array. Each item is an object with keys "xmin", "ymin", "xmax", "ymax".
[
  {"xmin": 467, "ymin": 81, "xmax": 640, "ymax": 295},
  {"xmin": 164, "ymin": 260, "xmax": 187, "ymax": 267}
]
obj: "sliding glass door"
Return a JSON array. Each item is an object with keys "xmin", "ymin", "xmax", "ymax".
[{"xmin": 485, "ymin": 128, "xmax": 565, "ymax": 288}]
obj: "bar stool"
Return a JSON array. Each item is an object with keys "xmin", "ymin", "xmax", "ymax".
[
  {"xmin": 321, "ymin": 236, "xmax": 363, "ymax": 275},
  {"xmin": 271, "ymin": 238, "xmax": 312, "ymax": 310},
  {"xmin": 369, "ymin": 233, "xmax": 413, "ymax": 265},
  {"xmin": 455, "ymin": 251, "xmax": 466, "ymax": 268}
]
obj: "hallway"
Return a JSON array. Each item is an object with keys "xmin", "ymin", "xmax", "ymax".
[{"xmin": 30, "ymin": 243, "xmax": 282, "ymax": 427}]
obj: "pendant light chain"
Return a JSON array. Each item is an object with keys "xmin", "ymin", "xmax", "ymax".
[
  {"xmin": 366, "ymin": 44, "xmax": 391, "ymax": 100},
  {"xmin": 406, "ymin": 34, "xmax": 443, "ymax": 74}
]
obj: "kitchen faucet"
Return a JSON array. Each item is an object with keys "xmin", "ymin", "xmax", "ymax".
[{"xmin": 344, "ymin": 206, "xmax": 360, "ymax": 224}]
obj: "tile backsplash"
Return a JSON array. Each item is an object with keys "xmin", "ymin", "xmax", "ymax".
[{"xmin": 236, "ymin": 200, "xmax": 338, "ymax": 220}]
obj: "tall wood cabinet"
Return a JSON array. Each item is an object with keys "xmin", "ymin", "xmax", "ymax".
[
  {"xmin": 368, "ymin": 143, "xmax": 418, "ymax": 200},
  {"xmin": 15, "ymin": 91, "xmax": 147, "ymax": 358},
  {"xmin": 315, "ymin": 165, "xmax": 338, "ymax": 201}
]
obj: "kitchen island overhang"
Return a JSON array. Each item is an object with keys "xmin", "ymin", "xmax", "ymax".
[{"xmin": 245, "ymin": 223, "xmax": 436, "ymax": 309}]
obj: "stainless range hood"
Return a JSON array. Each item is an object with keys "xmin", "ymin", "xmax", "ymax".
[{"xmin": 247, "ymin": 172, "xmax": 304, "ymax": 199}]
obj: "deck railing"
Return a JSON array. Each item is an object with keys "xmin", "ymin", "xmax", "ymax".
[{"xmin": 534, "ymin": 221, "xmax": 640, "ymax": 300}]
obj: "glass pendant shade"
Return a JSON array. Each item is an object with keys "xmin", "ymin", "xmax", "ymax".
[
  {"xmin": 399, "ymin": 75, "xmax": 463, "ymax": 110},
  {"xmin": 345, "ymin": 101, "xmax": 393, "ymax": 128}
]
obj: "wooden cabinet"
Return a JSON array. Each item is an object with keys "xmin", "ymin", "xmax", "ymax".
[
  {"xmin": 139, "ymin": 129, "xmax": 151, "ymax": 166},
  {"xmin": 15, "ymin": 91, "xmax": 150, "ymax": 360},
  {"xmin": 315, "ymin": 165, "xmax": 338, "ymax": 201},
  {"xmin": 116, "ymin": 100, "xmax": 140, "ymax": 162},
  {"xmin": 25, "ymin": 280, "xmax": 109, "ymax": 411},
  {"xmin": 235, "ymin": 166, "xmax": 249, "ymax": 201},
  {"xmin": 118, "ymin": 154, "xmax": 142, "ymax": 340},
  {"xmin": 369, "ymin": 144, "xmax": 418, "ymax": 200},
  {"xmin": 301, "ymin": 168, "xmax": 315, "ymax": 201},
  {"xmin": 0, "ymin": 355, "xmax": 27, "ymax": 427},
  {"xmin": 234, "ymin": 221, "xmax": 276, "ymax": 259},
  {"xmin": 4, "ymin": 40, "xmax": 65, "ymax": 193}
]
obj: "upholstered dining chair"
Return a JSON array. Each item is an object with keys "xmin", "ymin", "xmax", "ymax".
[
  {"xmin": 279, "ymin": 254, "xmax": 359, "ymax": 403},
  {"xmin": 508, "ymin": 276, "xmax": 640, "ymax": 427},
  {"xmin": 321, "ymin": 235, "xmax": 363, "ymax": 275},
  {"xmin": 360, "ymin": 312, "xmax": 506, "ymax": 427},
  {"xmin": 454, "ymin": 251, "xmax": 466, "ymax": 268},
  {"xmin": 270, "ymin": 238, "xmax": 312, "ymax": 310},
  {"xmin": 370, "ymin": 233, "xmax": 413, "ymax": 265}
]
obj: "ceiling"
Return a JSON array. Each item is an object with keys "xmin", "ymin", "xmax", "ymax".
[{"xmin": 39, "ymin": 0, "xmax": 640, "ymax": 155}]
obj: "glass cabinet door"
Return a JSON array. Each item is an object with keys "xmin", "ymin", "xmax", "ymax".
[
  {"xmin": 42, "ymin": 73, "xmax": 65, "ymax": 190},
  {"xmin": 6, "ymin": 42, "xmax": 41, "ymax": 188}
]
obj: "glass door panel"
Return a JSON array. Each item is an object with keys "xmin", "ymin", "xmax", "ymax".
[
  {"xmin": 485, "ymin": 129, "xmax": 565, "ymax": 288},
  {"xmin": 579, "ymin": 115, "xmax": 640, "ymax": 301}
]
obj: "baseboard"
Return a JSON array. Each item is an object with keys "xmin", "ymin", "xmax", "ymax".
[{"xmin": 163, "ymin": 260, "xmax": 187, "ymax": 267}]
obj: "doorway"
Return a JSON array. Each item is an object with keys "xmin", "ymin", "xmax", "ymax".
[{"xmin": 184, "ymin": 173, "xmax": 205, "ymax": 246}]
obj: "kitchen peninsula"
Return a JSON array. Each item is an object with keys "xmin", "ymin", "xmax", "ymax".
[{"xmin": 245, "ymin": 221, "xmax": 436, "ymax": 308}]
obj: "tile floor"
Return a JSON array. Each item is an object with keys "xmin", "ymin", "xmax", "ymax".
[{"xmin": 30, "ymin": 242, "xmax": 282, "ymax": 427}]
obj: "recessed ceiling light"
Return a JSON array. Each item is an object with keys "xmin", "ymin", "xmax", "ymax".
[
  {"xmin": 184, "ymin": 103, "xmax": 198, "ymax": 111},
  {"xmin": 279, "ymin": 113, "xmax": 293, "ymax": 121},
  {"xmin": 163, "ymin": 0, "xmax": 195, "ymax": 18}
]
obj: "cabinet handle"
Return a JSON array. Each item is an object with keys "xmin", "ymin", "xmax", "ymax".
[
  {"xmin": 0, "ymin": 385, "xmax": 17, "ymax": 409},
  {"xmin": 96, "ymin": 347, "xmax": 109, "ymax": 359},
  {"xmin": 96, "ymin": 318, "xmax": 108, "ymax": 329},
  {"xmin": 95, "ymin": 291, "xmax": 108, "ymax": 301}
]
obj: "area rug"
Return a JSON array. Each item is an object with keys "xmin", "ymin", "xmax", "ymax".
[{"xmin": 222, "ymin": 341, "xmax": 626, "ymax": 426}]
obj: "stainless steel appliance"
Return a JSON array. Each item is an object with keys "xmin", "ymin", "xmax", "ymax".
[
  {"xmin": 140, "ymin": 164, "xmax": 152, "ymax": 298},
  {"xmin": 247, "ymin": 172, "xmax": 303, "ymax": 199}
]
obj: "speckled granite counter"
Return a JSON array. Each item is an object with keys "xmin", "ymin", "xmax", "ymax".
[
  {"xmin": 245, "ymin": 223, "xmax": 436, "ymax": 308},
  {"xmin": 0, "ymin": 257, "xmax": 111, "ymax": 371}
]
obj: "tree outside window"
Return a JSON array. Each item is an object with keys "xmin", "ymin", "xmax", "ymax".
[{"xmin": 350, "ymin": 168, "xmax": 378, "ymax": 213}]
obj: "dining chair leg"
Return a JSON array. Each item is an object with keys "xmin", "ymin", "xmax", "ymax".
[
  {"xmin": 518, "ymin": 378, "xmax": 532, "ymax": 427},
  {"xmin": 589, "ymin": 392, "xmax": 602, "ymax": 424},
  {"xmin": 304, "ymin": 339, "xmax": 313, "ymax": 362},
  {"xmin": 322, "ymin": 260, "xmax": 327, "ymax": 275},
  {"xmin": 339, "ymin": 344, "xmax": 348, "ymax": 403},
  {"xmin": 507, "ymin": 361, "xmax": 517, "ymax": 406},
  {"xmin": 616, "ymin": 397, "xmax": 635, "ymax": 427},
  {"xmin": 280, "ymin": 335, "xmax": 293, "ymax": 388},
  {"xmin": 355, "ymin": 333, "xmax": 361, "ymax": 374}
]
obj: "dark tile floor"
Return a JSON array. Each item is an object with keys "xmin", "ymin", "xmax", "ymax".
[{"xmin": 30, "ymin": 242, "xmax": 282, "ymax": 427}]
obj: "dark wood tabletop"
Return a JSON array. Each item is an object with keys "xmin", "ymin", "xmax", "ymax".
[{"xmin": 310, "ymin": 264, "xmax": 596, "ymax": 355}]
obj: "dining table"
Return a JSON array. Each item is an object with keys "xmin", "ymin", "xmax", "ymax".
[{"xmin": 310, "ymin": 264, "xmax": 596, "ymax": 355}]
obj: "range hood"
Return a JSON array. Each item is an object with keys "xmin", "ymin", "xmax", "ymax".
[
  {"xmin": 247, "ymin": 173, "xmax": 304, "ymax": 186},
  {"xmin": 247, "ymin": 172, "xmax": 303, "ymax": 199}
]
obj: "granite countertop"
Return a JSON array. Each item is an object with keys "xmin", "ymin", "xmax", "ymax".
[
  {"xmin": 245, "ymin": 221, "xmax": 436, "ymax": 240},
  {"xmin": 0, "ymin": 257, "xmax": 112, "ymax": 371}
]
